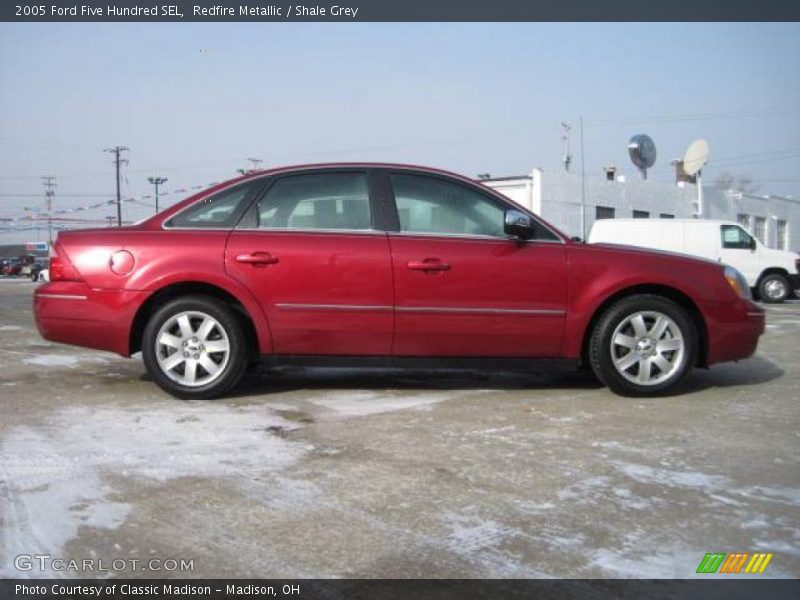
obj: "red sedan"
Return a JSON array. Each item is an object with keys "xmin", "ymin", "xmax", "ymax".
[{"xmin": 33, "ymin": 163, "xmax": 764, "ymax": 399}]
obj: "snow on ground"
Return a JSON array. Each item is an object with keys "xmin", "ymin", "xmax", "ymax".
[
  {"xmin": 306, "ymin": 389, "xmax": 458, "ymax": 417},
  {"xmin": 21, "ymin": 354, "xmax": 80, "ymax": 367},
  {"xmin": 0, "ymin": 403, "xmax": 307, "ymax": 576}
]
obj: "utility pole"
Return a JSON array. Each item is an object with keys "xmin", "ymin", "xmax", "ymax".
[
  {"xmin": 104, "ymin": 146, "xmax": 129, "ymax": 226},
  {"xmin": 579, "ymin": 116, "xmax": 586, "ymax": 240},
  {"xmin": 238, "ymin": 157, "xmax": 264, "ymax": 175},
  {"xmin": 561, "ymin": 122, "xmax": 572, "ymax": 173},
  {"xmin": 147, "ymin": 176, "xmax": 168, "ymax": 214},
  {"xmin": 41, "ymin": 176, "xmax": 56, "ymax": 246}
]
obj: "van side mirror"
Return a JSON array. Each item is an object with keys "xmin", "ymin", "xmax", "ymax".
[
  {"xmin": 504, "ymin": 210, "xmax": 536, "ymax": 240},
  {"xmin": 749, "ymin": 237, "xmax": 757, "ymax": 251}
]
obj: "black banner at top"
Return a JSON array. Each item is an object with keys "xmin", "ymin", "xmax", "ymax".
[{"xmin": 2, "ymin": 0, "xmax": 800, "ymax": 22}]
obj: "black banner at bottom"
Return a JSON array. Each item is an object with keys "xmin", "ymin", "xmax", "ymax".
[{"xmin": 2, "ymin": 579, "xmax": 799, "ymax": 600}]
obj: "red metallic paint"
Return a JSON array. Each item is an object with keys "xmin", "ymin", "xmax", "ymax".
[
  {"xmin": 388, "ymin": 234, "xmax": 567, "ymax": 356},
  {"xmin": 33, "ymin": 163, "xmax": 765, "ymax": 372},
  {"xmin": 225, "ymin": 230, "xmax": 394, "ymax": 355}
]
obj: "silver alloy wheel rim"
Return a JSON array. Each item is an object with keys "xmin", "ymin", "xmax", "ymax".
[
  {"xmin": 154, "ymin": 310, "xmax": 231, "ymax": 387},
  {"xmin": 609, "ymin": 310, "xmax": 685, "ymax": 386},
  {"xmin": 764, "ymin": 278, "xmax": 786, "ymax": 300}
]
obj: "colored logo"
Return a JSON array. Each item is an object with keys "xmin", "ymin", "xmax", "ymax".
[{"xmin": 696, "ymin": 552, "xmax": 773, "ymax": 574}]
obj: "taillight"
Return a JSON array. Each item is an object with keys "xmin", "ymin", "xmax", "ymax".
[
  {"xmin": 796, "ymin": 256, "xmax": 799, "ymax": 274},
  {"xmin": 49, "ymin": 246, "xmax": 83, "ymax": 282}
]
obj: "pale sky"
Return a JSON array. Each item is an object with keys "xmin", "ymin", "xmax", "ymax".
[{"xmin": 1, "ymin": 22, "xmax": 799, "ymax": 243}]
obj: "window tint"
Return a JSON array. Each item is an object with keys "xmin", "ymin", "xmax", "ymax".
[
  {"xmin": 257, "ymin": 173, "xmax": 371, "ymax": 230},
  {"xmin": 168, "ymin": 182, "xmax": 257, "ymax": 228},
  {"xmin": 596, "ymin": 206, "xmax": 615, "ymax": 220},
  {"xmin": 721, "ymin": 225, "xmax": 755, "ymax": 249},
  {"xmin": 391, "ymin": 174, "xmax": 505, "ymax": 237}
]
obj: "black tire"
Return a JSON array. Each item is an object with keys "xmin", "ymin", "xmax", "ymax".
[
  {"xmin": 589, "ymin": 294, "xmax": 698, "ymax": 397},
  {"xmin": 142, "ymin": 295, "xmax": 249, "ymax": 400},
  {"xmin": 757, "ymin": 273, "xmax": 790, "ymax": 304}
]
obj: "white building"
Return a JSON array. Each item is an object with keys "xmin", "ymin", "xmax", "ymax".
[{"xmin": 484, "ymin": 168, "xmax": 800, "ymax": 252}]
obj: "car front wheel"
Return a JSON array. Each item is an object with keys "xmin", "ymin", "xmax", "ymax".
[
  {"xmin": 142, "ymin": 296, "xmax": 249, "ymax": 399},
  {"xmin": 589, "ymin": 295, "xmax": 698, "ymax": 397},
  {"xmin": 758, "ymin": 273, "xmax": 790, "ymax": 304}
]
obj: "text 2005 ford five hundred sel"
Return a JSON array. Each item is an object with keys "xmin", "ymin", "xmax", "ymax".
[{"xmin": 34, "ymin": 163, "xmax": 765, "ymax": 399}]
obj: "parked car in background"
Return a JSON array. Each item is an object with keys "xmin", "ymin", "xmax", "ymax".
[
  {"xmin": 18, "ymin": 255, "xmax": 38, "ymax": 278},
  {"xmin": 34, "ymin": 163, "xmax": 764, "ymax": 399},
  {"xmin": 588, "ymin": 218, "xmax": 800, "ymax": 303},
  {"xmin": 2, "ymin": 257, "xmax": 23, "ymax": 277},
  {"xmin": 30, "ymin": 257, "xmax": 49, "ymax": 282}
]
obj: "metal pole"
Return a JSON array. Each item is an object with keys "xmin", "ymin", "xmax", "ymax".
[
  {"xmin": 696, "ymin": 169, "xmax": 704, "ymax": 218},
  {"xmin": 115, "ymin": 153, "xmax": 122, "ymax": 226},
  {"xmin": 105, "ymin": 146, "xmax": 129, "ymax": 226},
  {"xmin": 580, "ymin": 116, "xmax": 586, "ymax": 240},
  {"xmin": 148, "ymin": 176, "xmax": 168, "ymax": 215}
]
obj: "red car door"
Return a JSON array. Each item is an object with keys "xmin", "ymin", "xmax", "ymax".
[
  {"xmin": 225, "ymin": 170, "xmax": 394, "ymax": 355},
  {"xmin": 386, "ymin": 171, "xmax": 567, "ymax": 357}
]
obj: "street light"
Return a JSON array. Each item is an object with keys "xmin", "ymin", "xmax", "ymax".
[{"xmin": 147, "ymin": 176, "xmax": 168, "ymax": 214}]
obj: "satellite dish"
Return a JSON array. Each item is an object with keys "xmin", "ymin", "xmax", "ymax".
[
  {"xmin": 682, "ymin": 139, "xmax": 709, "ymax": 176},
  {"xmin": 628, "ymin": 134, "xmax": 657, "ymax": 179}
]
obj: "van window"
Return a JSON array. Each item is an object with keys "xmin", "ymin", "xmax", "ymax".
[{"xmin": 721, "ymin": 225, "xmax": 754, "ymax": 250}]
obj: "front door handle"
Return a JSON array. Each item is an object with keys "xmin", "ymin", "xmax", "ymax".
[
  {"xmin": 407, "ymin": 258, "xmax": 450, "ymax": 272},
  {"xmin": 236, "ymin": 252, "xmax": 279, "ymax": 266}
]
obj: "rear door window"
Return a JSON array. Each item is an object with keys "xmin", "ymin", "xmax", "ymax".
[{"xmin": 256, "ymin": 172, "xmax": 372, "ymax": 231}]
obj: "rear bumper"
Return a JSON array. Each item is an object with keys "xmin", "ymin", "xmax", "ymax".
[
  {"xmin": 33, "ymin": 282, "xmax": 149, "ymax": 356},
  {"xmin": 700, "ymin": 298, "xmax": 765, "ymax": 366}
]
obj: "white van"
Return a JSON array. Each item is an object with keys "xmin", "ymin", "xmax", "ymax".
[{"xmin": 587, "ymin": 219, "xmax": 799, "ymax": 303}]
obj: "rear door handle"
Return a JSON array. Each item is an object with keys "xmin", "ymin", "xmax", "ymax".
[
  {"xmin": 407, "ymin": 258, "xmax": 450, "ymax": 272},
  {"xmin": 236, "ymin": 252, "xmax": 279, "ymax": 266}
]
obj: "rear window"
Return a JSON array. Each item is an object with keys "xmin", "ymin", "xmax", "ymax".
[{"xmin": 166, "ymin": 181, "xmax": 260, "ymax": 228}]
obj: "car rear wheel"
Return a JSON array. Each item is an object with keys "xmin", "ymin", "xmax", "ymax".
[
  {"xmin": 589, "ymin": 295, "xmax": 698, "ymax": 397},
  {"xmin": 142, "ymin": 296, "xmax": 248, "ymax": 399},
  {"xmin": 758, "ymin": 273, "xmax": 790, "ymax": 304}
]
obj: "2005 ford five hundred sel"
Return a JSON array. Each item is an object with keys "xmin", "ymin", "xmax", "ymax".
[{"xmin": 33, "ymin": 163, "xmax": 765, "ymax": 399}]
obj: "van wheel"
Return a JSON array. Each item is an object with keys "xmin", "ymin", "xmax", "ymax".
[
  {"xmin": 142, "ymin": 295, "xmax": 248, "ymax": 400},
  {"xmin": 758, "ymin": 273, "xmax": 789, "ymax": 304},
  {"xmin": 589, "ymin": 295, "xmax": 698, "ymax": 397}
]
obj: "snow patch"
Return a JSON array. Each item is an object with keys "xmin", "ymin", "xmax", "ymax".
[
  {"xmin": 308, "ymin": 390, "xmax": 452, "ymax": 417},
  {"xmin": 0, "ymin": 403, "xmax": 308, "ymax": 575},
  {"xmin": 22, "ymin": 354, "xmax": 80, "ymax": 367}
]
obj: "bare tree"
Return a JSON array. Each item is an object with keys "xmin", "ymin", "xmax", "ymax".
[{"xmin": 713, "ymin": 171, "xmax": 760, "ymax": 194}]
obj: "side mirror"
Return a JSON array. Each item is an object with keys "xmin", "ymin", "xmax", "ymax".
[
  {"xmin": 504, "ymin": 210, "xmax": 536, "ymax": 240},
  {"xmin": 749, "ymin": 237, "xmax": 757, "ymax": 251}
]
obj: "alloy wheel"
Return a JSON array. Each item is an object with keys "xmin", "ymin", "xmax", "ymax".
[
  {"xmin": 154, "ymin": 310, "xmax": 231, "ymax": 387},
  {"xmin": 609, "ymin": 310, "xmax": 685, "ymax": 386}
]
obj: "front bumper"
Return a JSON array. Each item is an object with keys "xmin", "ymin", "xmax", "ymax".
[
  {"xmin": 700, "ymin": 298, "xmax": 765, "ymax": 366},
  {"xmin": 33, "ymin": 282, "xmax": 150, "ymax": 356}
]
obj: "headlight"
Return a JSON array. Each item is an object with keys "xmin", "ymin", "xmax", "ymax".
[{"xmin": 724, "ymin": 265, "xmax": 751, "ymax": 299}]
